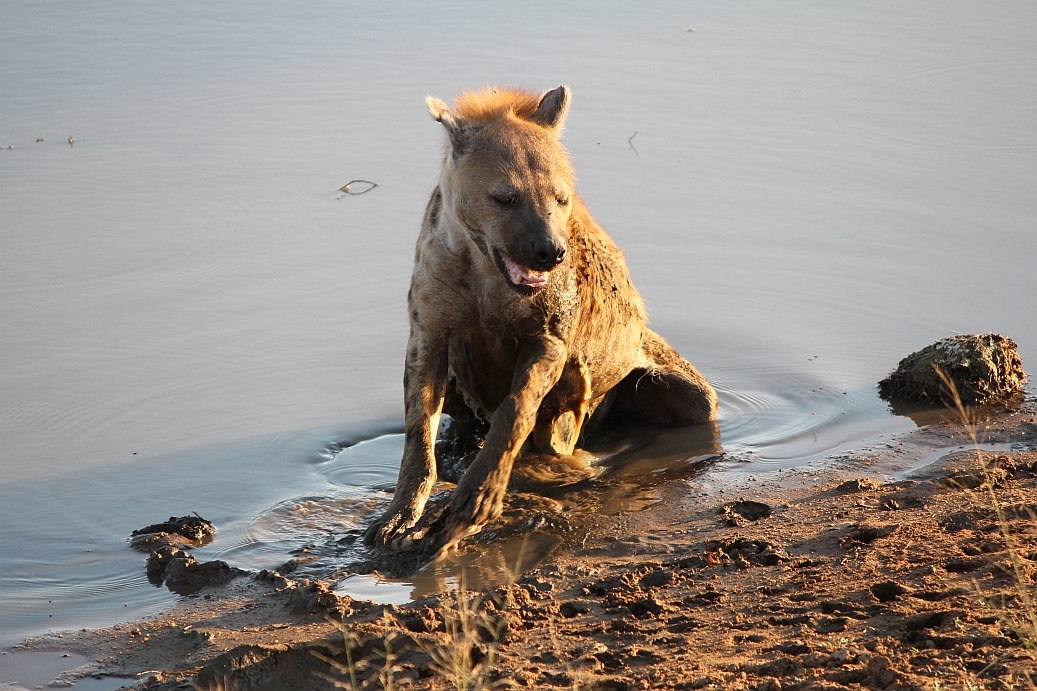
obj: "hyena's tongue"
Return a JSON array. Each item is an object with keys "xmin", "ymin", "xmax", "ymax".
[{"xmin": 502, "ymin": 252, "xmax": 548, "ymax": 287}]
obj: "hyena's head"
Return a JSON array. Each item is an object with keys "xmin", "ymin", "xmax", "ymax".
[{"xmin": 427, "ymin": 85, "xmax": 575, "ymax": 295}]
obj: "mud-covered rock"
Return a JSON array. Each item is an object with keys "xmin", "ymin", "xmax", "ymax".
[
  {"xmin": 164, "ymin": 557, "xmax": 244, "ymax": 595},
  {"xmin": 878, "ymin": 334, "xmax": 1025, "ymax": 405},
  {"xmin": 132, "ymin": 514, "xmax": 216, "ymax": 543},
  {"xmin": 146, "ymin": 544, "xmax": 246, "ymax": 594},
  {"xmin": 192, "ymin": 644, "xmax": 302, "ymax": 691}
]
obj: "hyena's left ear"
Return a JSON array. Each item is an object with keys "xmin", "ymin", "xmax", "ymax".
[
  {"xmin": 529, "ymin": 84, "xmax": 570, "ymax": 135},
  {"xmin": 427, "ymin": 96, "xmax": 480, "ymax": 158}
]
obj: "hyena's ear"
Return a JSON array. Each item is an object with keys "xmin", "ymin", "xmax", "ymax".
[
  {"xmin": 427, "ymin": 96, "xmax": 479, "ymax": 157},
  {"xmin": 529, "ymin": 84, "xmax": 570, "ymax": 135}
]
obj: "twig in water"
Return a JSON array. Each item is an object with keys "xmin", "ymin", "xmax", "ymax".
[
  {"xmin": 627, "ymin": 131, "xmax": 638, "ymax": 156},
  {"xmin": 338, "ymin": 180, "xmax": 378, "ymax": 198}
]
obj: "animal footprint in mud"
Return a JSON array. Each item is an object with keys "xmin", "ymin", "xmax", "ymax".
[
  {"xmin": 718, "ymin": 500, "xmax": 772, "ymax": 526},
  {"xmin": 838, "ymin": 522, "xmax": 899, "ymax": 547},
  {"xmin": 870, "ymin": 580, "xmax": 910, "ymax": 602}
]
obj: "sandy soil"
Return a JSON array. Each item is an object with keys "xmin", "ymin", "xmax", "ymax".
[{"xmin": 18, "ymin": 399, "xmax": 1037, "ymax": 690}]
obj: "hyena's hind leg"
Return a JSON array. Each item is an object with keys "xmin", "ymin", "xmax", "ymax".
[{"xmin": 609, "ymin": 329, "xmax": 718, "ymax": 426}]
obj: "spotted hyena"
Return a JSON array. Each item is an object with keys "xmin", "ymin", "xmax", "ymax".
[{"xmin": 364, "ymin": 85, "xmax": 717, "ymax": 558}]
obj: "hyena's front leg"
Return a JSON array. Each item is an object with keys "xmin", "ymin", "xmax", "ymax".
[
  {"xmin": 363, "ymin": 332, "xmax": 448, "ymax": 548},
  {"xmin": 430, "ymin": 335, "xmax": 567, "ymax": 556}
]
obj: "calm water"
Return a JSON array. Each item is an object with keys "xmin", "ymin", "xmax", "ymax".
[{"xmin": 2, "ymin": 1, "xmax": 1035, "ymax": 653}]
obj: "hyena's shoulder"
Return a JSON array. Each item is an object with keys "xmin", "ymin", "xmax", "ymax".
[{"xmin": 568, "ymin": 197, "xmax": 646, "ymax": 318}]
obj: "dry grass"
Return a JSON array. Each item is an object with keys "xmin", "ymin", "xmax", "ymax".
[
  {"xmin": 418, "ymin": 575, "xmax": 507, "ymax": 690},
  {"xmin": 193, "ymin": 676, "xmax": 238, "ymax": 691},
  {"xmin": 313, "ymin": 622, "xmax": 366, "ymax": 690},
  {"xmin": 316, "ymin": 541, "xmax": 530, "ymax": 690},
  {"xmin": 935, "ymin": 366, "xmax": 1037, "ymax": 688}
]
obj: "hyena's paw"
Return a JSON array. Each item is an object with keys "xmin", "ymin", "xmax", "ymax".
[
  {"xmin": 362, "ymin": 507, "xmax": 418, "ymax": 548},
  {"xmin": 392, "ymin": 490, "xmax": 495, "ymax": 560},
  {"xmin": 433, "ymin": 483, "xmax": 504, "ymax": 551}
]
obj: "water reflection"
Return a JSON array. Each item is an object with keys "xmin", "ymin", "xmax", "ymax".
[
  {"xmin": 885, "ymin": 393, "xmax": 1026, "ymax": 428},
  {"xmin": 590, "ymin": 420, "xmax": 722, "ymax": 478}
]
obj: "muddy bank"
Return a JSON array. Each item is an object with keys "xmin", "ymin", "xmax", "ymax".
[{"xmin": 15, "ymin": 398, "xmax": 1037, "ymax": 690}]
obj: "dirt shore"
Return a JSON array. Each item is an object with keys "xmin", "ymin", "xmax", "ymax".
[{"xmin": 18, "ymin": 399, "xmax": 1037, "ymax": 690}]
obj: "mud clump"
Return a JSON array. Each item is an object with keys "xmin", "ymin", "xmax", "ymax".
[
  {"xmin": 256, "ymin": 569, "xmax": 351, "ymax": 618},
  {"xmin": 130, "ymin": 514, "xmax": 216, "ymax": 552},
  {"xmin": 146, "ymin": 545, "xmax": 246, "ymax": 595},
  {"xmin": 878, "ymin": 333, "xmax": 1025, "ymax": 405},
  {"xmin": 836, "ymin": 478, "xmax": 877, "ymax": 493},
  {"xmin": 133, "ymin": 514, "xmax": 215, "ymax": 542}
]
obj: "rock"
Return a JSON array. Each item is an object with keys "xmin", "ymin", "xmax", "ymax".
[
  {"xmin": 559, "ymin": 601, "xmax": 591, "ymax": 618},
  {"xmin": 755, "ymin": 657, "xmax": 801, "ymax": 677},
  {"xmin": 878, "ymin": 334, "xmax": 1025, "ymax": 405},
  {"xmin": 938, "ymin": 467, "xmax": 1011, "ymax": 491},
  {"xmin": 627, "ymin": 598, "xmax": 663, "ymax": 618},
  {"xmin": 146, "ymin": 545, "xmax": 189, "ymax": 579},
  {"xmin": 192, "ymin": 644, "xmax": 294, "ymax": 690},
  {"xmin": 772, "ymin": 640, "xmax": 811, "ymax": 656}
]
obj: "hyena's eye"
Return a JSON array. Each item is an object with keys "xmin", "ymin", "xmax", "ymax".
[{"xmin": 490, "ymin": 193, "xmax": 518, "ymax": 206}]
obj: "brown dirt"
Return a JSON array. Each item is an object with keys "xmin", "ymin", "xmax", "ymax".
[{"xmin": 17, "ymin": 400, "xmax": 1037, "ymax": 690}]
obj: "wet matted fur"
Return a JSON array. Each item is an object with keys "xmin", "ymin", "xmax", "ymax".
[{"xmin": 364, "ymin": 85, "xmax": 717, "ymax": 558}]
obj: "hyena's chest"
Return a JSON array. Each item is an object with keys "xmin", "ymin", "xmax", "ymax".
[
  {"xmin": 448, "ymin": 328, "xmax": 594, "ymax": 457},
  {"xmin": 446, "ymin": 296, "xmax": 583, "ymax": 416}
]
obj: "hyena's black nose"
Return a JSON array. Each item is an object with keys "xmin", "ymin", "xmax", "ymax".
[{"xmin": 531, "ymin": 238, "xmax": 566, "ymax": 268}]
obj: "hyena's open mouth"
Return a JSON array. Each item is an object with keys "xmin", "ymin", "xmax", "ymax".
[{"xmin": 495, "ymin": 248, "xmax": 549, "ymax": 295}]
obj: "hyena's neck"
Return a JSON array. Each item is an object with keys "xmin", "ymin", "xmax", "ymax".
[
  {"xmin": 430, "ymin": 180, "xmax": 468, "ymax": 256},
  {"xmin": 434, "ymin": 177, "xmax": 494, "ymax": 269}
]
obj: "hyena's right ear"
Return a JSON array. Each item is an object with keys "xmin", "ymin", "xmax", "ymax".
[{"xmin": 427, "ymin": 96, "xmax": 479, "ymax": 158}]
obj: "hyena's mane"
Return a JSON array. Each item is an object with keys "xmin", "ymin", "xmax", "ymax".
[{"xmin": 451, "ymin": 86, "xmax": 545, "ymax": 124}]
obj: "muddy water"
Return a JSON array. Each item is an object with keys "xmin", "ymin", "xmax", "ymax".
[{"xmin": 2, "ymin": 1, "xmax": 1035, "ymax": 651}]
